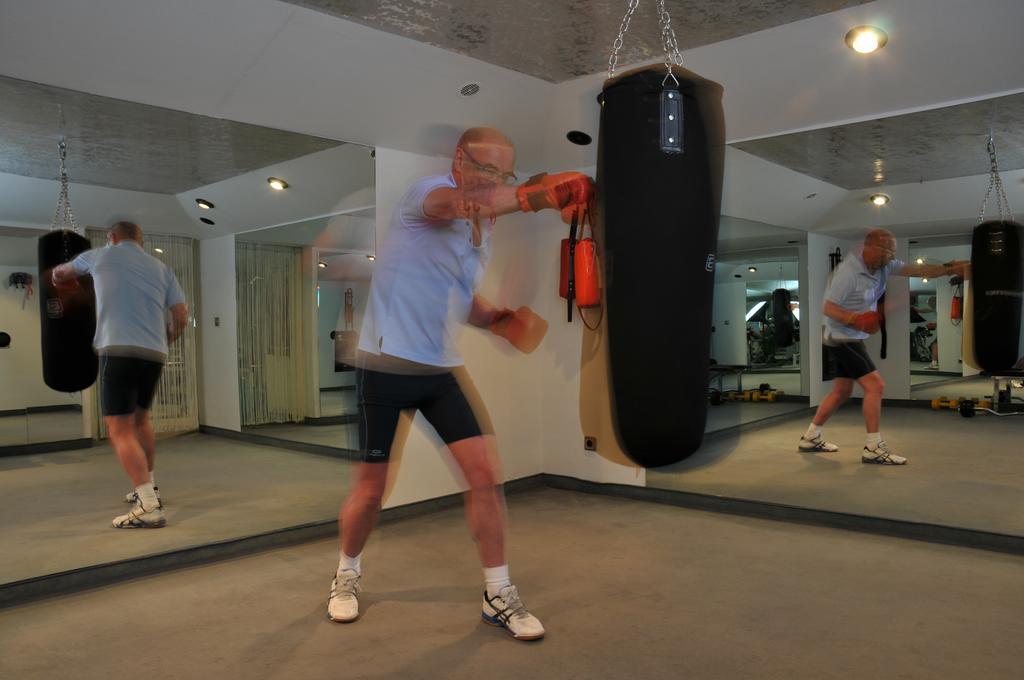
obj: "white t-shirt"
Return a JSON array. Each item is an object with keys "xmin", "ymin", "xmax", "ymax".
[
  {"xmin": 71, "ymin": 241, "xmax": 186, "ymax": 361},
  {"xmin": 824, "ymin": 252, "xmax": 904, "ymax": 340},
  {"xmin": 358, "ymin": 174, "xmax": 493, "ymax": 367}
]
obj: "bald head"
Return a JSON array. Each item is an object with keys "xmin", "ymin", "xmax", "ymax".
[
  {"xmin": 109, "ymin": 221, "xmax": 143, "ymax": 245},
  {"xmin": 862, "ymin": 228, "xmax": 896, "ymax": 271},
  {"xmin": 453, "ymin": 127, "xmax": 516, "ymax": 187}
]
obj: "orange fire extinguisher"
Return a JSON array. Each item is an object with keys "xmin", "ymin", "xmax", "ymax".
[
  {"xmin": 950, "ymin": 275, "xmax": 963, "ymax": 325},
  {"xmin": 559, "ymin": 205, "xmax": 600, "ymax": 323}
]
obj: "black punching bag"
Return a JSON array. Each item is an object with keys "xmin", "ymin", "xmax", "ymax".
[
  {"xmin": 772, "ymin": 288, "xmax": 794, "ymax": 348},
  {"xmin": 971, "ymin": 220, "xmax": 1024, "ymax": 371},
  {"xmin": 39, "ymin": 230, "xmax": 98, "ymax": 392},
  {"xmin": 597, "ymin": 65, "xmax": 725, "ymax": 467}
]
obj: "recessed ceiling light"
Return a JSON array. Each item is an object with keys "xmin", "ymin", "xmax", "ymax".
[
  {"xmin": 915, "ymin": 257, "xmax": 924, "ymax": 265},
  {"xmin": 566, "ymin": 130, "xmax": 592, "ymax": 146},
  {"xmin": 748, "ymin": 266, "xmax": 758, "ymax": 273},
  {"xmin": 199, "ymin": 217, "xmax": 215, "ymax": 225},
  {"xmin": 870, "ymin": 193, "xmax": 890, "ymax": 206},
  {"xmin": 845, "ymin": 25, "xmax": 888, "ymax": 54},
  {"xmin": 922, "ymin": 278, "xmax": 929, "ymax": 283},
  {"xmin": 154, "ymin": 248, "xmax": 164, "ymax": 254},
  {"xmin": 267, "ymin": 177, "xmax": 289, "ymax": 191},
  {"xmin": 317, "ymin": 260, "xmax": 327, "ymax": 269},
  {"xmin": 195, "ymin": 198, "xmax": 215, "ymax": 210},
  {"xmin": 366, "ymin": 254, "xmax": 376, "ymax": 262}
]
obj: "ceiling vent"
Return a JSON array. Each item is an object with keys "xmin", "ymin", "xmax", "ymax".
[{"xmin": 459, "ymin": 82, "xmax": 481, "ymax": 97}]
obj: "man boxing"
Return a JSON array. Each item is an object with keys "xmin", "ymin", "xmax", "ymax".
[
  {"xmin": 798, "ymin": 229, "xmax": 969, "ymax": 464},
  {"xmin": 327, "ymin": 127, "xmax": 591, "ymax": 640},
  {"xmin": 52, "ymin": 221, "xmax": 187, "ymax": 527}
]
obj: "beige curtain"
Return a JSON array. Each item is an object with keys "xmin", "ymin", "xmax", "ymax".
[
  {"xmin": 87, "ymin": 229, "xmax": 200, "ymax": 436},
  {"xmin": 235, "ymin": 242, "xmax": 309, "ymax": 425}
]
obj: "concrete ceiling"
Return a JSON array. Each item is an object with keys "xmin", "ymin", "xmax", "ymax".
[
  {"xmin": 282, "ymin": 0, "xmax": 871, "ymax": 83},
  {"xmin": 734, "ymin": 92, "xmax": 1024, "ymax": 190},
  {"xmin": 0, "ymin": 75, "xmax": 344, "ymax": 194}
]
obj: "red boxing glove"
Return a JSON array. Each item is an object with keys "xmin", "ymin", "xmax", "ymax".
[
  {"xmin": 516, "ymin": 172, "xmax": 594, "ymax": 214},
  {"xmin": 490, "ymin": 306, "xmax": 549, "ymax": 354},
  {"xmin": 848, "ymin": 311, "xmax": 881, "ymax": 334}
]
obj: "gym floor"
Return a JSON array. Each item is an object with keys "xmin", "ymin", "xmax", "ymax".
[
  {"xmin": 0, "ymin": 433, "xmax": 354, "ymax": 584},
  {"xmin": 648, "ymin": 403, "xmax": 1024, "ymax": 536},
  {"xmin": 0, "ymin": 487, "xmax": 1019, "ymax": 680}
]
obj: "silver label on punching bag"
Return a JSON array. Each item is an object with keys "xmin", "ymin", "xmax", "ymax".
[
  {"xmin": 46, "ymin": 298, "xmax": 64, "ymax": 319},
  {"xmin": 661, "ymin": 89, "xmax": 684, "ymax": 154}
]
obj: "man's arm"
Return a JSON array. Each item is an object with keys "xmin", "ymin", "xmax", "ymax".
[
  {"xmin": 897, "ymin": 260, "xmax": 971, "ymax": 279},
  {"xmin": 422, "ymin": 173, "xmax": 593, "ymax": 222},
  {"xmin": 468, "ymin": 294, "xmax": 512, "ymax": 329},
  {"xmin": 824, "ymin": 299, "xmax": 881, "ymax": 333},
  {"xmin": 50, "ymin": 262, "xmax": 80, "ymax": 286},
  {"xmin": 167, "ymin": 303, "xmax": 188, "ymax": 343}
]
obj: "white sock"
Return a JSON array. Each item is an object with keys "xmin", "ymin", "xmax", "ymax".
[
  {"xmin": 803, "ymin": 423, "xmax": 822, "ymax": 440},
  {"xmin": 866, "ymin": 432, "xmax": 882, "ymax": 449},
  {"xmin": 338, "ymin": 551, "xmax": 362, "ymax": 575},
  {"xmin": 135, "ymin": 482, "xmax": 159, "ymax": 511},
  {"xmin": 484, "ymin": 565, "xmax": 511, "ymax": 598}
]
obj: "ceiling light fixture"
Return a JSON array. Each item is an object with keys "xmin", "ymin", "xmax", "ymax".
[
  {"xmin": 199, "ymin": 217, "xmax": 215, "ymax": 225},
  {"xmin": 922, "ymin": 278, "xmax": 929, "ymax": 283},
  {"xmin": 267, "ymin": 177, "xmax": 289, "ymax": 191},
  {"xmin": 366, "ymin": 254, "xmax": 376, "ymax": 262},
  {"xmin": 915, "ymin": 257, "xmax": 924, "ymax": 265},
  {"xmin": 870, "ymin": 193, "xmax": 890, "ymax": 206},
  {"xmin": 748, "ymin": 266, "xmax": 758, "ymax": 273},
  {"xmin": 195, "ymin": 198, "xmax": 215, "ymax": 210},
  {"xmin": 845, "ymin": 25, "xmax": 888, "ymax": 54},
  {"xmin": 154, "ymin": 248, "xmax": 164, "ymax": 254},
  {"xmin": 318, "ymin": 260, "xmax": 327, "ymax": 269}
]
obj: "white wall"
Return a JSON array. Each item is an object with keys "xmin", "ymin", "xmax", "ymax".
[
  {"xmin": 0, "ymin": 264, "xmax": 84, "ymax": 411},
  {"xmin": 317, "ymin": 280, "xmax": 369, "ymax": 389},
  {"xmin": 711, "ymin": 280, "xmax": 748, "ymax": 366},
  {"xmin": 373, "ymin": 148, "xmax": 546, "ymax": 508},
  {"xmin": 198, "ymin": 235, "xmax": 241, "ymax": 431}
]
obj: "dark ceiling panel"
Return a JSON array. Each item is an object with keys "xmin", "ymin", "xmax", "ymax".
[
  {"xmin": 733, "ymin": 93, "xmax": 1024, "ymax": 190},
  {"xmin": 0, "ymin": 76, "xmax": 344, "ymax": 194},
  {"xmin": 283, "ymin": 0, "xmax": 870, "ymax": 82}
]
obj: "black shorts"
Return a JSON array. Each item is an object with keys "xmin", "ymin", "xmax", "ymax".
[
  {"xmin": 356, "ymin": 368, "xmax": 485, "ymax": 463},
  {"xmin": 824, "ymin": 340, "xmax": 877, "ymax": 380},
  {"xmin": 100, "ymin": 356, "xmax": 163, "ymax": 416}
]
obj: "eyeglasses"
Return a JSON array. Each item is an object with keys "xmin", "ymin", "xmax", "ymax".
[{"xmin": 461, "ymin": 148, "xmax": 517, "ymax": 185}]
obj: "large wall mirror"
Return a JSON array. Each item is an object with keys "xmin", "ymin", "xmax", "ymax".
[
  {"xmin": 648, "ymin": 91, "xmax": 1024, "ymax": 541},
  {"xmin": 0, "ymin": 74, "xmax": 373, "ymax": 591}
]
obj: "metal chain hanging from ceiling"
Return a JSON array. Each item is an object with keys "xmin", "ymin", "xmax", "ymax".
[
  {"xmin": 608, "ymin": 0, "xmax": 684, "ymax": 83},
  {"xmin": 50, "ymin": 106, "xmax": 80, "ymax": 234},
  {"xmin": 978, "ymin": 132, "xmax": 1015, "ymax": 223}
]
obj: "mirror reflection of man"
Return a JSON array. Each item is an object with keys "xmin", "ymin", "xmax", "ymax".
[
  {"xmin": 52, "ymin": 221, "xmax": 187, "ymax": 527},
  {"xmin": 327, "ymin": 128, "xmax": 592, "ymax": 641},
  {"xmin": 798, "ymin": 229, "xmax": 969, "ymax": 464}
]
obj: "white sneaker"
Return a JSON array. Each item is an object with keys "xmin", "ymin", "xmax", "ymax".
[
  {"xmin": 482, "ymin": 585, "xmax": 545, "ymax": 641},
  {"xmin": 798, "ymin": 435, "xmax": 839, "ymax": 453},
  {"xmin": 124, "ymin": 486, "xmax": 162, "ymax": 508},
  {"xmin": 862, "ymin": 442, "xmax": 907, "ymax": 465},
  {"xmin": 327, "ymin": 569, "xmax": 361, "ymax": 623},
  {"xmin": 112, "ymin": 503, "xmax": 166, "ymax": 528}
]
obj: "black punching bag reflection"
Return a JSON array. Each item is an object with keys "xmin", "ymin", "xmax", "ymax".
[
  {"xmin": 597, "ymin": 65, "xmax": 725, "ymax": 467},
  {"xmin": 772, "ymin": 288, "xmax": 795, "ymax": 348},
  {"xmin": 971, "ymin": 220, "xmax": 1024, "ymax": 371},
  {"xmin": 38, "ymin": 230, "xmax": 98, "ymax": 392}
]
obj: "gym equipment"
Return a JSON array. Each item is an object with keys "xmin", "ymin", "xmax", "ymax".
[
  {"xmin": 578, "ymin": 4, "xmax": 725, "ymax": 468},
  {"xmin": 516, "ymin": 172, "xmax": 594, "ymax": 217},
  {"xmin": 38, "ymin": 136, "xmax": 97, "ymax": 393},
  {"xmin": 971, "ymin": 133, "xmax": 1023, "ymax": 372},
  {"xmin": 971, "ymin": 220, "xmax": 1023, "ymax": 371},
  {"xmin": 771, "ymin": 288, "xmax": 794, "ymax": 348},
  {"xmin": 930, "ymin": 396, "xmax": 992, "ymax": 411},
  {"xmin": 849, "ymin": 311, "xmax": 881, "ymax": 334}
]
